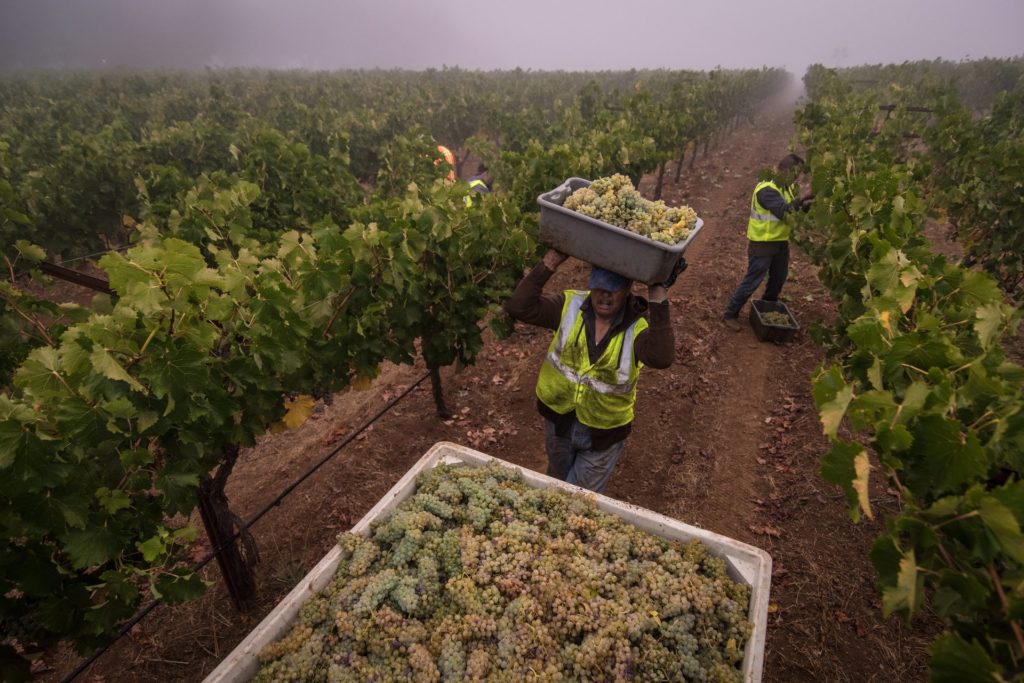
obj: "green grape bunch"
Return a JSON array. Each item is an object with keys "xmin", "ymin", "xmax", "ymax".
[
  {"xmin": 760, "ymin": 311, "xmax": 793, "ymax": 326},
  {"xmin": 254, "ymin": 463, "xmax": 754, "ymax": 682},
  {"xmin": 563, "ymin": 174, "xmax": 699, "ymax": 245}
]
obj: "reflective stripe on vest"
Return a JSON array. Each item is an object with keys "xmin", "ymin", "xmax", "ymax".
[
  {"xmin": 747, "ymin": 180, "xmax": 794, "ymax": 242},
  {"xmin": 546, "ymin": 295, "xmax": 638, "ymax": 393},
  {"xmin": 536, "ymin": 291, "xmax": 648, "ymax": 429},
  {"xmin": 464, "ymin": 179, "xmax": 489, "ymax": 207}
]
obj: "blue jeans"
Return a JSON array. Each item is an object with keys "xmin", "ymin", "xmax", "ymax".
[
  {"xmin": 725, "ymin": 242, "xmax": 789, "ymax": 318},
  {"xmin": 543, "ymin": 418, "xmax": 626, "ymax": 493}
]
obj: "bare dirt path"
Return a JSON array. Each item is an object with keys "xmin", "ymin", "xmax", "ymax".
[{"xmin": 47, "ymin": 95, "xmax": 935, "ymax": 683}]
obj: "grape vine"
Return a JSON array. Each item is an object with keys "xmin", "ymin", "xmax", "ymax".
[{"xmin": 797, "ymin": 66, "xmax": 1024, "ymax": 681}]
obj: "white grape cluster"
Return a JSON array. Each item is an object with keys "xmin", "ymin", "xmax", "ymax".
[
  {"xmin": 760, "ymin": 311, "xmax": 793, "ymax": 327},
  {"xmin": 563, "ymin": 174, "xmax": 699, "ymax": 245},
  {"xmin": 254, "ymin": 463, "xmax": 752, "ymax": 682}
]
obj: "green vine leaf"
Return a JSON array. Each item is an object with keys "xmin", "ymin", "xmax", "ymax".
[
  {"xmin": 977, "ymin": 496, "xmax": 1024, "ymax": 565},
  {"xmin": 820, "ymin": 440, "xmax": 866, "ymax": 520},
  {"xmin": 929, "ymin": 632, "xmax": 1005, "ymax": 683},
  {"xmin": 62, "ymin": 527, "xmax": 122, "ymax": 570},
  {"xmin": 819, "ymin": 382, "xmax": 853, "ymax": 439},
  {"xmin": 882, "ymin": 549, "xmax": 921, "ymax": 617},
  {"xmin": 90, "ymin": 347, "xmax": 146, "ymax": 394},
  {"xmin": 905, "ymin": 416, "xmax": 987, "ymax": 496},
  {"xmin": 974, "ymin": 303, "xmax": 1004, "ymax": 350}
]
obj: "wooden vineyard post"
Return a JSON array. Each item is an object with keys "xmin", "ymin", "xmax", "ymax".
[
  {"xmin": 197, "ymin": 444, "xmax": 259, "ymax": 611},
  {"xmin": 673, "ymin": 142, "xmax": 689, "ymax": 183},
  {"xmin": 653, "ymin": 160, "xmax": 667, "ymax": 200},
  {"xmin": 428, "ymin": 365, "xmax": 452, "ymax": 419}
]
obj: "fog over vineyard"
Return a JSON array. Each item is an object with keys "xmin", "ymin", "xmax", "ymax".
[
  {"xmin": 1, "ymin": 0, "xmax": 1023, "ymax": 679},
  {"xmin": 0, "ymin": 0, "xmax": 1021, "ymax": 72}
]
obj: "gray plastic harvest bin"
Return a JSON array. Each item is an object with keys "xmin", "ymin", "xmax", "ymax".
[
  {"xmin": 204, "ymin": 442, "xmax": 772, "ymax": 683},
  {"xmin": 537, "ymin": 177, "xmax": 705, "ymax": 283}
]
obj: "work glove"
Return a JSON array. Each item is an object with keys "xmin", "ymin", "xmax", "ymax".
[{"xmin": 659, "ymin": 256, "xmax": 688, "ymax": 289}]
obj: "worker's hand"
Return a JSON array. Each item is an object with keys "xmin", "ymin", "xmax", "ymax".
[
  {"xmin": 647, "ymin": 284, "xmax": 668, "ymax": 303},
  {"xmin": 793, "ymin": 192, "xmax": 814, "ymax": 211},
  {"xmin": 796, "ymin": 192, "xmax": 815, "ymax": 212},
  {"xmin": 657, "ymin": 256, "xmax": 688, "ymax": 290},
  {"xmin": 542, "ymin": 249, "xmax": 568, "ymax": 271}
]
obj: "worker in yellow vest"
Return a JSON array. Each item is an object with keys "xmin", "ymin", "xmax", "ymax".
[
  {"xmin": 464, "ymin": 164, "xmax": 493, "ymax": 207},
  {"xmin": 435, "ymin": 145, "xmax": 455, "ymax": 182},
  {"xmin": 722, "ymin": 154, "xmax": 814, "ymax": 331},
  {"xmin": 504, "ymin": 250, "xmax": 686, "ymax": 492}
]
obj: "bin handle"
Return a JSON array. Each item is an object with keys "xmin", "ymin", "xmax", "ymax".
[{"xmin": 548, "ymin": 180, "xmax": 574, "ymax": 206}]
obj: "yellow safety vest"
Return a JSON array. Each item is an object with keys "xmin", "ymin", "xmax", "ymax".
[
  {"xmin": 464, "ymin": 179, "xmax": 489, "ymax": 207},
  {"xmin": 747, "ymin": 180, "xmax": 795, "ymax": 242},
  {"xmin": 536, "ymin": 291, "xmax": 648, "ymax": 429}
]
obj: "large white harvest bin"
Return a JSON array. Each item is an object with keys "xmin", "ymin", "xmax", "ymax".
[{"xmin": 204, "ymin": 442, "xmax": 772, "ymax": 683}]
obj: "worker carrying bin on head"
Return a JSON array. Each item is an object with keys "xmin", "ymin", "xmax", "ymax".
[{"xmin": 504, "ymin": 250, "xmax": 687, "ymax": 493}]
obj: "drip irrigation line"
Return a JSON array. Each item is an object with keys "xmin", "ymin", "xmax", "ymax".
[
  {"xmin": 11, "ymin": 244, "xmax": 129, "ymax": 284},
  {"xmin": 60, "ymin": 368, "xmax": 432, "ymax": 683},
  {"xmin": 58, "ymin": 600, "xmax": 162, "ymax": 683},
  {"xmin": 224, "ymin": 369, "xmax": 431, "ymax": 543},
  {"xmin": 54, "ymin": 244, "xmax": 131, "ymax": 266}
]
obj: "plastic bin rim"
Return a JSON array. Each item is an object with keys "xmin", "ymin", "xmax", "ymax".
[
  {"xmin": 202, "ymin": 441, "xmax": 772, "ymax": 683},
  {"xmin": 537, "ymin": 176, "xmax": 701, "ymax": 255},
  {"xmin": 751, "ymin": 299, "xmax": 800, "ymax": 330}
]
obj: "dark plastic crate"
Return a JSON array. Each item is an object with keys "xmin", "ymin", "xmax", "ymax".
[
  {"xmin": 749, "ymin": 300, "xmax": 799, "ymax": 343},
  {"xmin": 537, "ymin": 177, "xmax": 704, "ymax": 283}
]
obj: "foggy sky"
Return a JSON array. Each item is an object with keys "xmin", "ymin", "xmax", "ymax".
[{"xmin": 1, "ymin": 0, "xmax": 1021, "ymax": 74}]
